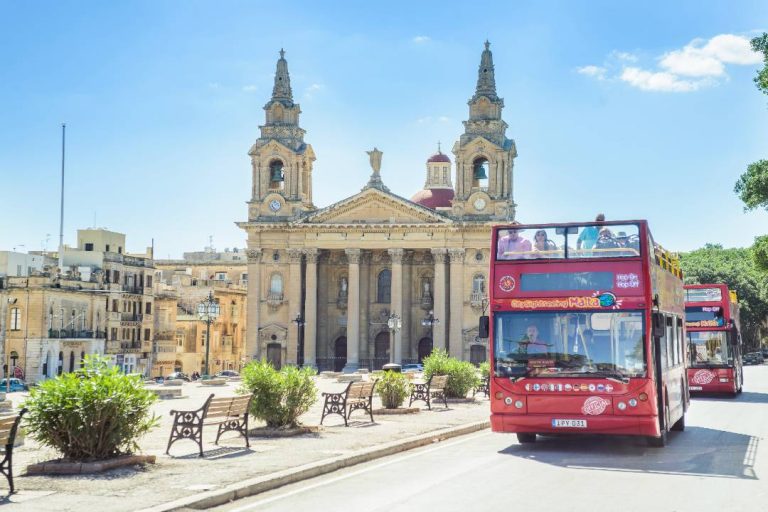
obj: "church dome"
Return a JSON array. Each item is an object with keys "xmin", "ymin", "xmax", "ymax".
[
  {"xmin": 427, "ymin": 152, "xmax": 451, "ymax": 163},
  {"xmin": 410, "ymin": 188, "xmax": 455, "ymax": 209}
]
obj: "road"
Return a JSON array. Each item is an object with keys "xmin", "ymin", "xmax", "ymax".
[{"xmin": 212, "ymin": 365, "xmax": 768, "ymax": 512}]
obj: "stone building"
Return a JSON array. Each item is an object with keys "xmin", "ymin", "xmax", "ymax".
[{"xmin": 239, "ymin": 42, "xmax": 517, "ymax": 371}]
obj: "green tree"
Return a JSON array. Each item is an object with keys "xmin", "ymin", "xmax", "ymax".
[
  {"xmin": 752, "ymin": 33, "xmax": 768, "ymax": 97},
  {"xmin": 680, "ymin": 244, "xmax": 768, "ymax": 349},
  {"xmin": 734, "ymin": 160, "xmax": 768, "ymax": 212}
]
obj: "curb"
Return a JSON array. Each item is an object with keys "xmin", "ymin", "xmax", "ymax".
[{"xmin": 138, "ymin": 420, "xmax": 490, "ymax": 512}]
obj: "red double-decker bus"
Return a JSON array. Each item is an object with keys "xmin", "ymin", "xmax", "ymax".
[
  {"xmin": 685, "ymin": 284, "xmax": 743, "ymax": 395},
  {"xmin": 487, "ymin": 220, "xmax": 689, "ymax": 447}
]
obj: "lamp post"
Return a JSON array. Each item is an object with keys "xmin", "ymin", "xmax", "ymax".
[
  {"xmin": 197, "ymin": 291, "xmax": 220, "ymax": 377},
  {"xmin": 386, "ymin": 312, "xmax": 402, "ymax": 364},
  {"xmin": 293, "ymin": 313, "xmax": 305, "ymax": 367},
  {"xmin": 421, "ymin": 310, "xmax": 440, "ymax": 357}
]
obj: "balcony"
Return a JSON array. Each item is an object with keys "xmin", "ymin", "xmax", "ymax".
[
  {"xmin": 121, "ymin": 313, "xmax": 143, "ymax": 322},
  {"xmin": 266, "ymin": 292, "xmax": 284, "ymax": 309},
  {"xmin": 48, "ymin": 329, "xmax": 106, "ymax": 339},
  {"xmin": 120, "ymin": 342, "xmax": 143, "ymax": 353},
  {"xmin": 470, "ymin": 292, "xmax": 488, "ymax": 310}
]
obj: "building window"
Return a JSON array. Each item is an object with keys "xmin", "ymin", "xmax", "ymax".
[
  {"xmin": 145, "ymin": 328, "xmax": 151, "ymax": 341},
  {"xmin": 10, "ymin": 308, "xmax": 21, "ymax": 330},
  {"xmin": 105, "ymin": 244, "xmax": 110, "ymax": 252},
  {"xmin": 215, "ymin": 272, "xmax": 227, "ymax": 281},
  {"xmin": 146, "ymin": 275, "xmax": 153, "ymax": 287},
  {"xmin": 472, "ymin": 274, "xmax": 486, "ymax": 294},
  {"xmin": 241, "ymin": 273, "xmax": 248, "ymax": 283},
  {"xmin": 269, "ymin": 273, "xmax": 283, "ymax": 295},
  {"xmin": 85, "ymin": 243, "xmax": 94, "ymax": 251},
  {"xmin": 377, "ymin": 269, "xmax": 391, "ymax": 303},
  {"xmin": 145, "ymin": 302, "xmax": 152, "ymax": 314}
]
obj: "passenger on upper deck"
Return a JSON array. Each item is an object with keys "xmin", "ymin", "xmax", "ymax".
[
  {"xmin": 576, "ymin": 213, "xmax": 605, "ymax": 250},
  {"xmin": 595, "ymin": 227, "xmax": 619, "ymax": 249},
  {"xmin": 532, "ymin": 230, "xmax": 557, "ymax": 258},
  {"xmin": 497, "ymin": 228, "xmax": 532, "ymax": 259}
]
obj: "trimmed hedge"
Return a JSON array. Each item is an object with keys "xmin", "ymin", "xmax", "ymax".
[
  {"xmin": 239, "ymin": 360, "xmax": 317, "ymax": 428},
  {"xmin": 423, "ymin": 349, "xmax": 480, "ymax": 398}
]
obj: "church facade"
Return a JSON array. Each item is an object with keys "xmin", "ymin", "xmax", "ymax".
[{"xmin": 238, "ymin": 42, "xmax": 517, "ymax": 371}]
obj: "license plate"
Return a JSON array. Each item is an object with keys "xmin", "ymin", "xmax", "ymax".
[
  {"xmin": 552, "ymin": 419, "xmax": 587, "ymax": 428},
  {"xmin": 689, "ymin": 386, "xmax": 702, "ymax": 391}
]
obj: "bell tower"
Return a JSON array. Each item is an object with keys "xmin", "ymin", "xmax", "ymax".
[
  {"xmin": 248, "ymin": 49, "xmax": 316, "ymax": 220},
  {"xmin": 452, "ymin": 41, "xmax": 517, "ymax": 220}
]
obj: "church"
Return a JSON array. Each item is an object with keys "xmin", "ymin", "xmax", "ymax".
[{"xmin": 239, "ymin": 42, "xmax": 517, "ymax": 371}]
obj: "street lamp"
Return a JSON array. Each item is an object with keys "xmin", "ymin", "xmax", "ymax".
[
  {"xmin": 421, "ymin": 310, "xmax": 439, "ymax": 354},
  {"xmin": 197, "ymin": 291, "xmax": 220, "ymax": 377},
  {"xmin": 386, "ymin": 312, "xmax": 402, "ymax": 364},
  {"xmin": 293, "ymin": 313, "xmax": 305, "ymax": 367}
]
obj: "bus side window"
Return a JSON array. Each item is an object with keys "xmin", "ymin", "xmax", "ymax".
[
  {"xmin": 657, "ymin": 314, "xmax": 668, "ymax": 370},
  {"xmin": 666, "ymin": 316, "xmax": 674, "ymax": 368},
  {"xmin": 676, "ymin": 317, "xmax": 684, "ymax": 365}
]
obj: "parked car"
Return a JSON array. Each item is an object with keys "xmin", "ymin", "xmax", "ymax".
[
  {"xmin": 744, "ymin": 352, "xmax": 763, "ymax": 365},
  {"xmin": 0, "ymin": 378, "xmax": 28, "ymax": 392},
  {"xmin": 165, "ymin": 372, "xmax": 190, "ymax": 382},
  {"xmin": 762, "ymin": 347, "xmax": 768, "ymax": 359},
  {"xmin": 401, "ymin": 364, "xmax": 424, "ymax": 373},
  {"xmin": 215, "ymin": 370, "xmax": 240, "ymax": 378}
]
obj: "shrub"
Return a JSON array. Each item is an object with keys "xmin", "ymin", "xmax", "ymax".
[
  {"xmin": 479, "ymin": 361, "xmax": 491, "ymax": 380},
  {"xmin": 240, "ymin": 360, "xmax": 317, "ymax": 428},
  {"xmin": 376, "ymin": 372, "xmax": 411, "ymax": 409},
  {"xmin": 23, "ymin": 356, "xmax": 159, "ymax": 461},
  {"xmin": 423, "ymin": 349, "xmax": 480, "ymax": 398}
]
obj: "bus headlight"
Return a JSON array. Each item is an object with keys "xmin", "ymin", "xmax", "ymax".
[
  {"xmin": 504, "ymin": 397, "xmax": 513, "ymax": 405},
  {"xmin": 617, "ymin": 402, "xmax": 627, "ymax": 411},
  {"xmin": 514, "ymin": 400, "xmax": 524, "ymax": 409},
  {"xmin": 628, "ymin": 399, "xmax": 638, "ymax": 407},
  {"xmin": 638, "ymin": 392, "xmax": 648, "ymax": 402}
]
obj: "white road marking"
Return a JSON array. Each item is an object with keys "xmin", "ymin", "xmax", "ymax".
[{"xmin": 227, "ymin": 431, "xmax": 494, "ymax": 512}]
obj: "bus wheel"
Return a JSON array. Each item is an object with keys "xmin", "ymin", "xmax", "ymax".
[
  {"xmin": 516, "ymin": 433, "xmax": 537, "ymax": 444},
  {"xmin": 671, "ymin": 413, "xmax": 685, "ymax": 432},
  {"xmin": 647, "ymin": 430, "xmax": 668, "ymax": 447}
]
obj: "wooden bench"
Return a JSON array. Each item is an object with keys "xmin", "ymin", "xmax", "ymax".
[
  {"xmin": 474, "ymin": 376, "xmax": 490, "ymax": 398},
  {"xmin": 166, "ymin": 394, "xmax": 253, "ymax": 457},
  {"xmin": 409, "ymin": 375, "xmax": 449, "ymax": 410},
  {"xmin": 320, "ymin": 380, "xmax": 378, "ymax": 426},
  {"xmin": 0, "ymin": 408, "xmax": 27, "ymax": 493}
]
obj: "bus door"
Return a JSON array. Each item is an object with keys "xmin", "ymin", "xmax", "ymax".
[{"xmin": 652, "ymin": 312, "xmax": 668, "ymax": 432}]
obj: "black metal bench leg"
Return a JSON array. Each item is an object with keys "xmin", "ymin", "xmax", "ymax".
[
  {"xmin": 368, "ymin": 400, "xmax": 374, "ymax": 422},
  {"xmin": 0, "ymin": 449, "xmax": 12, "ymax": 494}
]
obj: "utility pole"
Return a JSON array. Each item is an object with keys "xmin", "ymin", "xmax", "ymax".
[{"xmin": 58, "ymin": 123, "xmax": 66, "ymax": 274}]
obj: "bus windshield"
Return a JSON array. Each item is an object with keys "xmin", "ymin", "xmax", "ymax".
[
  {"xmin": 496, "ymin": 223, "xmax": 641, "ymax": 261},
  {"xmin": 688, "ymin": 331, "xmax": 732, "ymax": 366},
  {"xmin": 494, "ymin": 311, "xmax": 646, "ymax": 379}
]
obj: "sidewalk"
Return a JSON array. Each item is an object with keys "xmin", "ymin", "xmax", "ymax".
[{"xmin": 4, "ymin": 376, "xmax": 490, "ymax": 511}]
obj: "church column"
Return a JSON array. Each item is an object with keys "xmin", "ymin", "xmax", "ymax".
[
  {"xmin": 344, "ymin": 249, "xmax": 361, "ymax": 372},
  {"xmin": 448, "ymin": 248, "xmax": 465, "ymax": 359},
  {"xmin": 303, "ymin": 248, "xmax": 318, "ymax": 369},
  {"xmin": 431, "ymin": 248, "xmax": 447, "ymax": 352},
  {"xmin": 287, "ymin": 248, "xmax": 303, "ymax": 365},
  {"xmin": 246, "ymin": 248, "xmax": 263, "ymax": 360},
  {"xmin": 388, "ymin": 248, "xmax": 404, "ymax": 364}
]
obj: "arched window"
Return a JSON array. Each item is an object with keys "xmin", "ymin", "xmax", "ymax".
[
  {"xmin": 9, "ymin": 351, "xmax": 18, "ymax": 368},
  {"xmin": 269, "ymin": 274, "xmax": 283, "ymax": 295},
  {"xmin": 57, "ymin": 351, "xmax": 64, "ymax": 375},
  {"xmin": 269, "ymin": 159, "xmax": 285, "ymax": 189},
  {"xmin": 472, "ymin": 274, "xmax": 486, "ymax": 294},
  {"xmin": 80, "ymin": 351, "xmax": 86, "ymax": 367},
  {"xmin": 472, "ymin": 157, "xmax": 489, "ymax": 188},
  {"xmin": 377, "ymin": 269, "xmax": 391, "ymax": 303},
  {"xmin": 69, "ymin": 352, "xmax": 75, "ymax": 372}
]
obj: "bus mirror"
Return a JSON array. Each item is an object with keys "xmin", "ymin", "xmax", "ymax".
[{"xmin": 479, "ymin": 316, "xmax": 489, "ymax": 338}]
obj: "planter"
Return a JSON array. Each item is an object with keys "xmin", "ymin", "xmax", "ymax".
[
  {"xmin": 320, "ymin": 371, "xmax": 342, "ymax": 379},
  {"xmin": 446, "ymin": 397, "xmax": 476, "ymax": 403},
  {"xmin": 247, "ymin": 425, "xmax": 321, "ymax": 438},
  {"xmin": 26, "ymin": 454, "xmax": 156, "ymax": 476},
  {"xmin": 163, "ymin": 379, "xmax": 184, "ymax": 387},
  {"xmin": 373, "ymin": 407, "xmax": 420, "ymax": 415},
  {"xmin": 148, "ymin": 388, "xmax": 182, "ymax": 399},
  {"xmin": 337, "ymin": 374, "xmax": 363, "ymax": 383},
  {"xmin": 200, "ymin": 378, "xmax": 227, "ymax": 386}
]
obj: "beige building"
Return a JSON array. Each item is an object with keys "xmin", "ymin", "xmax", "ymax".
[
  {"xmin": 1, "ymin": 275, "xmax": 106, "ymax": 383},
  {"xmin": 239, "ymin": 42, "xmax": 516, "ymax": 371}
]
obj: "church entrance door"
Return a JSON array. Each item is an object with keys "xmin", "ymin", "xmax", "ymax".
[{"xmin": 334, "ymin": 337, "xmax": 347, "ymax": 372}]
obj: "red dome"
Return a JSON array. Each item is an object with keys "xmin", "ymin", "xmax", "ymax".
[
  {"xmin": 427, "ymin": 152, "xmax": 451, "ymax": 163},
  {"xmin": 410, "ymin": 188, "xmax": 455, "ymax": 209}
]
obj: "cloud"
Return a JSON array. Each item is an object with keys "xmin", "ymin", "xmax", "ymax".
[
  {"xmin": 579, "ymin": 33, "xmax": 761, "ymax": 93},
  {"xmin": 620, "ymin": 67, "xmax": 703, "ymax": 92},
  {"xmin": 242, "ymin": 85, "xmax": 258, "ymax": 93},
  {"xmin": 304, "ymin": 83, "xmax": 323, "ymax": 98},
  {"xmin": 207, "ymin": 82, "xmax": 221, "ymax": 89},
  {"xmin": 413, "ymin": 36, "xmax": 431, "ymax": 44},
  {"xmin": 577, "ymin": 65, "xmax": 607, "ymax": 80}
]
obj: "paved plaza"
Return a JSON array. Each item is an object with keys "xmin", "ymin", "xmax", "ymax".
[{"xmin": 2, "ymin": 374, "xmax": 489, "ymax": 511}]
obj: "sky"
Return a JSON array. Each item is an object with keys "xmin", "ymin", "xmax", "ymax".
[{"xmin": 1, "ymin": 0, "xmax": 767, "ymax": 258}]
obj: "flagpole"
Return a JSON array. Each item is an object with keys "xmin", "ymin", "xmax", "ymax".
[{"xmin": 58, "ymin": 123, "xmax": 66, "ymax": 274}]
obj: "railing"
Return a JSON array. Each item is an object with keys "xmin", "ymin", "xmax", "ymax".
[
  {"xmin": 48, "ymin": 329, "xmax": 106, "ymax": 339},
  {"xmin": 121, "ymin": 313, "xmax": 143, "ymax": 322},
  {"xmin": 470, "ymin": 292, "xmax": 487, "ymax": 309},
  {"xmin": 266, "ymin": 292, "xmax": 284, "ymax": 308}
]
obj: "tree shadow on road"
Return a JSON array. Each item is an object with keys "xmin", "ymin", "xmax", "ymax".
[
  {"xmin": 693, "ymin": 391, "xmax": 768, "ymax": 404},
  {"xmin": 498, "ymin": 427, "xmax": 758, "ymax": 480}
]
